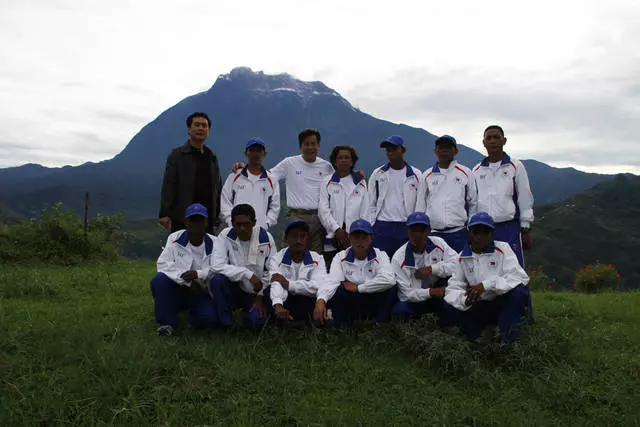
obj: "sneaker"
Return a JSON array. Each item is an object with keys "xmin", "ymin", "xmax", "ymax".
[{"xmin": 157, "ymin": 325, "xmax": 174, "ymax": 336}]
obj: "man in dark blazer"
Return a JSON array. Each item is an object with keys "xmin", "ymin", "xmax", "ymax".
[{"xmin": 159, "ymin": 112, "xmax": 222, "ymax": 235}]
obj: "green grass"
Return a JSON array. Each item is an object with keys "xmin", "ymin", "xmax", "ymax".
[{"xmin": 1, "ymin": 262, "xmax": 639, "ymax": 426}]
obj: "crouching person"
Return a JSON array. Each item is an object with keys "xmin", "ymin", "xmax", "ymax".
[
  {"xmin": 314, "ymin": 219, "xmax": 397, "ymax": 328},
  {"xmin": 210, "ymin": 204, "xmax": 276, "ymax": 328},
  {"xmin": 151, "ymin": 203, "xmax": 217, "ymax": 335},
  {"xmin": 391, "ymin": 212, "xmax": 458, "ymax": 321},
  {"xmin": 443, "ymin": 212, "xmax": 532, "ymax": 343},
  {"xmin": 265, "ymin": 220, "xmax": 328, "ymax": 324}
]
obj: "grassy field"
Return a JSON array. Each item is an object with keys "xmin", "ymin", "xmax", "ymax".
[{"xmin": 1, "ymin": 261, "xmax": 639, "ymax": 426}]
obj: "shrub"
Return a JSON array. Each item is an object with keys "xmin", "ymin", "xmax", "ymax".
[
  {"xmin": 573, "ymin": 261, "xmax": 621, "ymax": 293},
  {"xmin": 528, "ymin": 265, "xmax": 553, "ymax": 291},
  {"xmin": 0, "ymin": 203, "xmax": 126, "ymax": 265}
]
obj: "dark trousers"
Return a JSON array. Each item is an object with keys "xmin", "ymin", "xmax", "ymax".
[
  {"xmin": 209, "ymin": 274, "xmax": 265, "ymax": 328},
  {"xmin": 150, "ymin": 273, "xmax": 217, "ymax": 329},
  {"xmin": 442, "ymin": 285, "xmax": 532, "ymax": 342},
  {"xmin": 494, "ymin": 220, "xmax": 524, "ymax": 266},
  {"xmin": 372, "ymin": 221, "xmax": 408, "ymax": 259},
  {"xmin": 431, "ymin": 228, "xmax": 468, "ymax": 253},
  {"xmin": 329, "ymin": 284, "xmax": 398, "ymax": 328},
  {"xmin": 264, "ymin": 286, "xmax": 316, "ymax": 324}
]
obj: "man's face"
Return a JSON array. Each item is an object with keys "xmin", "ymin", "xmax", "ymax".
[
  {"xmin": 245, "ymin": 146, "xmax": 266, "ymax": 165},
  {"xmin": 285, "ymin": 228, "xmax": 309, "ymax": 253},
  {"xmin": 186, "ymin": 216, "xmax": 207, "ymax": 240},
  {"xmin": 349, "ymin": 232, "xmax": 372, "ymax": 258},
  {"xmin": 300, "ymin": 135, "xmax": 319, "ymax": 162},
  {"xmin": 469, "ymin": 226, "xmax": 493, "ymax": 253},
  {"xmin": 482, "ymin": 128, "xmax": 506, "ymax": 156},
  {"xmin": 434, "ymin": 143, "xmax": 458, "ymax": 164},
  {"xmin": 407, "ymin": 224, "xmax": 430, "ymax": 252},
  {"xmin": 383, "ymin": 144, "xmax": 404, "ymax": 164},
  {"xmin": 232, "ymin": 214, "xmax": 256, "ymax": 241},
  {"xmin": 334, "ymin": 149, "xmax": 353, "ymax": 174},
  {"xmin": 188, "ymin": 117, "xmax": 210, "ymax": 142}
]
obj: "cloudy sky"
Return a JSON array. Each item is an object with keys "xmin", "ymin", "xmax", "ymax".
[{"xmin": 1, "ymin": 0, "xmax": 639, "ymax": 173}]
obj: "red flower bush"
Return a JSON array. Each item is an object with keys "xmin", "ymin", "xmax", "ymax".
[
  {"xmin": 573, "ymin": 261, "xmax": 621, "ymax": 293},
  {"xmin": 528, "ymin": 266, "xmax": 552, "ymax": 291}
]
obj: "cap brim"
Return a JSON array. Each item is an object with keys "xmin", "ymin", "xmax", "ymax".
[
  {"xmin": 406, "ymin": 221, "xmax": 430, "ymax": 227},
  {"xmin": 186, "ymin": 213, "xmax": 208, "ymax": 219},
  {"xmin": 468, "ymin": 222, "xmax": 494, "ymax": 229}
]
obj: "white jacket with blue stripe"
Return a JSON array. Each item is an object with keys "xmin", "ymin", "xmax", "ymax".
[
  {"xmin": 157, "ymin": 230, "xmax": 216, "ymax": 288},
  {"xmin": 367, "ymin": 162, "xmax": 421, "ymax": 225},
  {"xmin": 267, "ymin": 248, "xmax": 328, "ymax": 306}
]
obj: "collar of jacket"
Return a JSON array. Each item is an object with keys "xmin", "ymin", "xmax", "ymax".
[
  {"xmin": 431, "ymin": 160, "xmax": 458, "ymax": 174},
  {"xmin": 343, "ymin": 247, "xmax": 377, "ymax": 263},
  {"xmin": 480, "ymin": 152, "xmax": 512, "ymax": 167},
  {"xmin": 174, "ymin": 231, "xmax": 214, "ymax": 255},
  {"xmin": 402, "ymin": 239, "xmax": 438, "ymax": 267},
  {"xmin": 380, "ymin": 162, "xmax": 416, "ymax": 177},
  {"xmin": 179, "ymin": 140, "xmax": 215, "ymax": 157},
  {"xmin": 225, "ymin": 226, "xmax": 270, "ymax": 244},
  {"xmin": 329, "ymin": 171, "xmax": 364, "ymax": 185},
  {"xmin": 281, "ymin": 248, "xmax": 315, "ymax": 266},
  {"xmin": 240, "ymin": 166, "xmax": 268, "ymax": 179},
  {"xmin": 460, "ymin": 240, "xmax": 497, "ymax": 258}
]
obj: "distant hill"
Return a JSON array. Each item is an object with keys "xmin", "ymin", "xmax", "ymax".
[
  {"xmin": 528, "ymin": 174, "xmax": 640, "ymax": 288},
  {"xmin": 0, "ymin": 67, "xmax": 613, "ymax": 220}
]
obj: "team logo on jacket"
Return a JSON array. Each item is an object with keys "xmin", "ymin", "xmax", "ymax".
[
  {"xmin": 432, "ymin": 257, "xmax": 438, "ymax": 262},
  {"xmin": 237, "ymin": 184, "xmax": 246, "ymax": 189},
  {"xmin": 489, "ymin": 261, "xmax": 496, "ymax": 267},
  {"xmin": 479, "ymin": 175, "xmax": 486, "ymax": 180},
  {"xmin": 296, "ymin": 170, "xmax": 303, "ymax": 175},
  {"xmin": 432, "ymin": 180, "xmax": 439, "ymax": 186},
  {"xmin": 368, "ymin": 269, "xmax": 373, "ymax": 273},
  {"xmin": 455, "ymin": 177, "xmax": 461, "ymax": 183},
  {"xmin": 502, "ymin": 171, "xmax": 509, "ymax": 177}
]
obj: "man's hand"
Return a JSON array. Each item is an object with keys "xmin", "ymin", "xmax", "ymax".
[
  {"xmin": 181, "ymin": 270, "xmax": 198, "ymax": 283},
  {"xmin": 232, "ymin": 162, "xmax": 246, "ymax": 172},
  {"xmin": 274, "ymin": 304, "xmax": 293, "ymax": 321},
  {"xmin": 159, "ymin": 217, "xmax": 171, "ymax": 230},
  {"xmin": 429, "ymin": 287, "xmax": 446, "ymax": 298},
  {"xmin": 343, "ymin": 281, "xmax": 358, "ymax": 293},
  {"xmin": 414, "ymin": 266, "xmax": 433, "ymax": 280},
  {"xmin": 188, "ymin": 283, "xmax": 208, "ymax": 296},
  {"xmin": 521, "ymin": 230, "xmax": 533, "ymax": 250},
  {"xmin": 270, "ymin": 273, "xmax": 290, "ymax": 289},
  {"xmin": 250, "ymin": 274, "xmax": 263, "ymax": 292},
  {"xmin": 465, "ymin": 283, "xmax": 485, "ymax": 306},
  {"xmin": 313, "ymin": 299, "xmax": 327, "ymax": 324},
  {"xmin": 250, "ymin": 295, "xmax": 268, "ymax": 319},
  {"xmin": 334, "ymin": 228, "xmax": 349, "ymax": 249}
]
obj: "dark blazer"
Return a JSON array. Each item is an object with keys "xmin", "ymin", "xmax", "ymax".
[{"xmin": 159, "ymin": 141, "xmax": 222, "ymax": 231}]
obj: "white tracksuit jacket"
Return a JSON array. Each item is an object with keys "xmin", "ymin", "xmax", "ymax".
[
  {"xmin": 368, "ymin": 162, "xmax": 422, "ymax": 225},
  {"xmin": 416, "ymin": 161, "xmax": 478, "ymax": 231},
  {"xmin": 444, "ymin": 240, "xmax": 530, "ymax": 311},
  {"xmin": 317, "ymin": 247, "xmax": 395, "ymax": 302},
  {"xmin": 211, "ymin": 226, "xmax": 277, "ymax": 295},
  {"xmin": 156, "ymin": 230, "xmax": 217, "ymax": 288},
  {"xmin": 220, "ymin": 167, "xmax": 280, "ymax": 229},
  {"xmin": 472, "ymin": 153, "xmax": 534, "ymax": 228},
  {"xmin": 391, "ymin": 237, "xmax": 458, "ymax": 303},
  {"xmin": 267, "ymin": 248, "xmax": 328, "ymax": 306},
  {"xmin": 318, "ymin": 171, "xmax": 370, "ymax": 250}
]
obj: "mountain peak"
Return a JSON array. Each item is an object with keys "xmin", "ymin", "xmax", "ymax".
[{"xmin": 215, "ymin": 67, "xmax": 346, "ymax": 107}]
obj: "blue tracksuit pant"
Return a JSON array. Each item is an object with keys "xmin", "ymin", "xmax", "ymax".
[
  {"xmin": 209, "ymin": 274, "xmax": 265, "ymax": 328},
  {"xmin": 150, "ymin": 273, "xmax": 217, "ymax": 329}
]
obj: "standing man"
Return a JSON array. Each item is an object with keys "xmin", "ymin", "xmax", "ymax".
[
  {"xmin": 416, "ymin": 135, "xmax": 477, "ymax": 252},
  {"xmin": 159, "ymin": 112, "xmax": 222, "ymax": 235},
  {"xmin": 269, "ymin": 128, "xmax": 334, "ymax": 253},
  {"xmin": 368, "ymin": 135, "xmax": 421, "ymax": 258},
  {"xmin": 391, "ymin": 212, "xmax": 458, "ymax": 321},
  {"xmin": 151, "ymin": 203, "xmax": 217, "ymax": 335},
  {"xmin": 472, "ymin": 126, "xmax": 534, "ymax": 266},
  {"xmin": 220, "ymin": 137, "xmax": 280, "ymax": 230}
]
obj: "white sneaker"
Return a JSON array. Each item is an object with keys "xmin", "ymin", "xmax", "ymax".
[{"xmin": 157, "ymin": 325, "xmax": 173, "ymax": 336}]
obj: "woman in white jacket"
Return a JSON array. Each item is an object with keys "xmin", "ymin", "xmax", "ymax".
[{"xmin": 318, "ymin": 145, "xmax": 369, "ymax": 267}]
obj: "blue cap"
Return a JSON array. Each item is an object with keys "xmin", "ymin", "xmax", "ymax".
[
  {"xmin": 349, "ymin": 219, "xmax": 374, "ymax": 234},
  {"xmin": 245, "ymin": 137, "xmax": 266, "ymax": 149},
  {"xmin": 380, "ymin": 135, "xmax": 404, "ymax": 147},
  {"xmin": 185, "ymin": 203, "xmax": 208, "ymax": 219},
  {"xmin": 435, "ymin": 135, "xmax": 457, "ymax": 147},
  {"xmin": 406, "ymin": 212, "xmax": 431, "ymax": 227},
  {"xmin": 284, "ymin": 219, "xmax": 309, "ymax": 236},
  {"xmin": 468, "ymin": 212, "xmax": 494, "ymax": 230}
]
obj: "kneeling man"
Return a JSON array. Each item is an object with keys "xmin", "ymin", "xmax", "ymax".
[
  {"xmin": 391, "ymin": 212, "xmax": 458, "ymax": 321},
  {"xmin": 314, "ymin": 219, "xmax": 397, "ymax": 328},
  {"xmin": 444, "ymin": 212, "xmax": 532, "ymax": 342},
  {"xmin": 265, "ymin": 220, "xmax": 328, "ymax": 323},
  {"xmin": 151, "ymin": 203, "xmax": 217, "ymax": 335},
  {"xmin": 210, "ymin": 204, "xmax": 276, "ymax": 328}
]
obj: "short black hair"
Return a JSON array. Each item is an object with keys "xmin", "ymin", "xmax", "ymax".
[
  {"xmin": 298, "ymin": 128, "xmax": 321, "ymax": 147},
  {"xmin": 231, "ymin": 204, "xmax": 256, "ymax": 222},
  {"xmin": 484, "ymin": 125, "xmax": 504, "ymax": 138},
  {"xmin": 187, "ymin": 112, "xmax": 211, "ymax": 128},
  {"xmin": 329, "ymin": 145, "xmax": 359, "ymax": 171}
]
